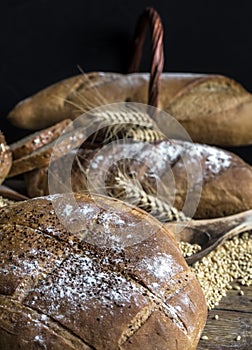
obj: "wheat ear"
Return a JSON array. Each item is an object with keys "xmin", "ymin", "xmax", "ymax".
[
  {"xmin": 108, "ymin": 168, "xmax": 187, "ymax": 222},
  {"xmin": 124, "ymin": 126, "xmax": 165, "ymax": 142}
]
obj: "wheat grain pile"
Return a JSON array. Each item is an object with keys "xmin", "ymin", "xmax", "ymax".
[{"xmin": 179, "ymin": 233, "xmax": 252, "ymax": 309}]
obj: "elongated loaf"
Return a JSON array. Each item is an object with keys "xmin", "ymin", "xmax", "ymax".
[
  {"xmin": 10, "ymin": 119, "xmax": 72, "ymax": 160},
  {"xmin": 24, "ymin": 139, "xmax": 252, "ymax": 219},
  {"xmin": 7, "ymin": 72, "xmax": 252, "ymax": 146},
  {"xmin": 0, "ymin": 193, "xmax": 207, "ymax": 350},
  {"xmin": 8, "ymin": 127, "xmax": 87, "ymax": 178}
]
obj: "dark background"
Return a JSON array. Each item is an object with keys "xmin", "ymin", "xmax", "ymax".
[{"xmin": 0, "ymin": 0, "xmax": 251, "ymax": 162}]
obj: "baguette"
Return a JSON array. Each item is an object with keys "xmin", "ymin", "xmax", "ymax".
[
  {"xmin": 7, "ymin": 72, "xmax": 252, "ymax": 146},
  {"xmin": 0, "ymin": 193, "xmax": 207, "ymax": 350},
  {"xmin": 24, "ymin": 139, "xmax": 252, "ymax": 219},
  {"xmin": 10, "ymin": 119, "xmax": 72, "ymax": 160},
  {"xmin": 7, "ymin": 127, "xmax": 87, "ymax": 178},
  {"xmin": 0, "ymin": 132, "xmax": 12, "ymax": 184}
]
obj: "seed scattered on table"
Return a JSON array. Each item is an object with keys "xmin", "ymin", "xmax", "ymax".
[
  {"xmin": 179, "ymin": 232, "xmax": 251, "ymax": 309},
  {"xmin": 233, "ymin": 285, "xmax": 241, "ymax": 290},
  {"xmin": 201, "ymin": 335, "xmax": 209, "ymax": 340}
]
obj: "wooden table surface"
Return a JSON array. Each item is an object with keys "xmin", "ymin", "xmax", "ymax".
[{"xmin": 197, "ymin": 285, "xmax": 252, "ymax": 349}]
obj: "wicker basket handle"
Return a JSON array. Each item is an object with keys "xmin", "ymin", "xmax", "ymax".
[{"xmin": 128, "ymin": 7, "xmax": 164, "ymax": 109}]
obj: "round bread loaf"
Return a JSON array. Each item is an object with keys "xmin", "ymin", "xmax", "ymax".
[
  {"xmin": 0, "ymin": 193, "xmax": 207, "ymax": 350},
  {"xmin": 0, "ymin": 132, "xmax": 12, "ymax": 184}
]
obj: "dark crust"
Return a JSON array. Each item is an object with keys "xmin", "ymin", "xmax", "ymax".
[
  {"xmin": 0, "ymin": 193, "xmax": 207, "ymax": 349},
  {"xmin": 23, "ymin": 138, "xmax": 252, "ymax": 218},
  {"xmin": 0, "ymin": 132, "xmax": 12, "ymax": 184}
]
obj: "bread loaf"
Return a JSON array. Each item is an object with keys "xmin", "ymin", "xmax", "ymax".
[
  {"xmin": 7, "ymin": 72, "xmax": 252, "ymax": 146},
  {"xmin": 8, "ymin": 127, "xmax": 87, "ymax": 178},
  {"xmin": 0, "ymin": 132, "xmax": 12, "ymax": 184},
  {"xmin": 10, "ymin": 119, "xmax": 72, "ymax": 160},
  {"xmin": 24, "ymin": 147, "xmax": 95, "ymax": 198},
  {"xmin": 0, "ymin": 193, "xmax": 207, "ymax": 349},
  {"xmin": 24, "ymin": 139, "xmax": 252, "ymax": 219}
]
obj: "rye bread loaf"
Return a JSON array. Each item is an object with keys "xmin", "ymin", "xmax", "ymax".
[
  {"xmin": 7, "ymin": 72, "xmax": 252, "ymax": 146},
  {"xmin": 0, "ymin": 132, "xmax": 12, "ymax": 184},
  {"xmin": 0, "ymin": 193, "xmax": 207, "ymax": 350},
  {"xmin": 24, "ymin": 139, "xmax": 252, "ymax": 219},
  {"xmin": 7, "ymin": 127, "xmax": 87, "ymax": 178},
  {"xmin": 10, "ymin": 119, "xmax": 72, "ymax": 160}
]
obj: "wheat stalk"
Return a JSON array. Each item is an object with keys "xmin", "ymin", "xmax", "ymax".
[
  {"xmin": 124, "ymin": 126, "xmax": 165, "ymax": 142},
  {"xmin": 107, "ymin": 168, "xmax": 187, "ymax": 222},
  {"xmin": 89, "ymin": 104, "xmax": 164, "ymax": 143},
  {"xmin": 62, "ymin": 72, "xmax": 185, "ymax": 221},
  {"xmin": 62, "ymin": 73, "xmax": 165, "ymax": 143}
]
